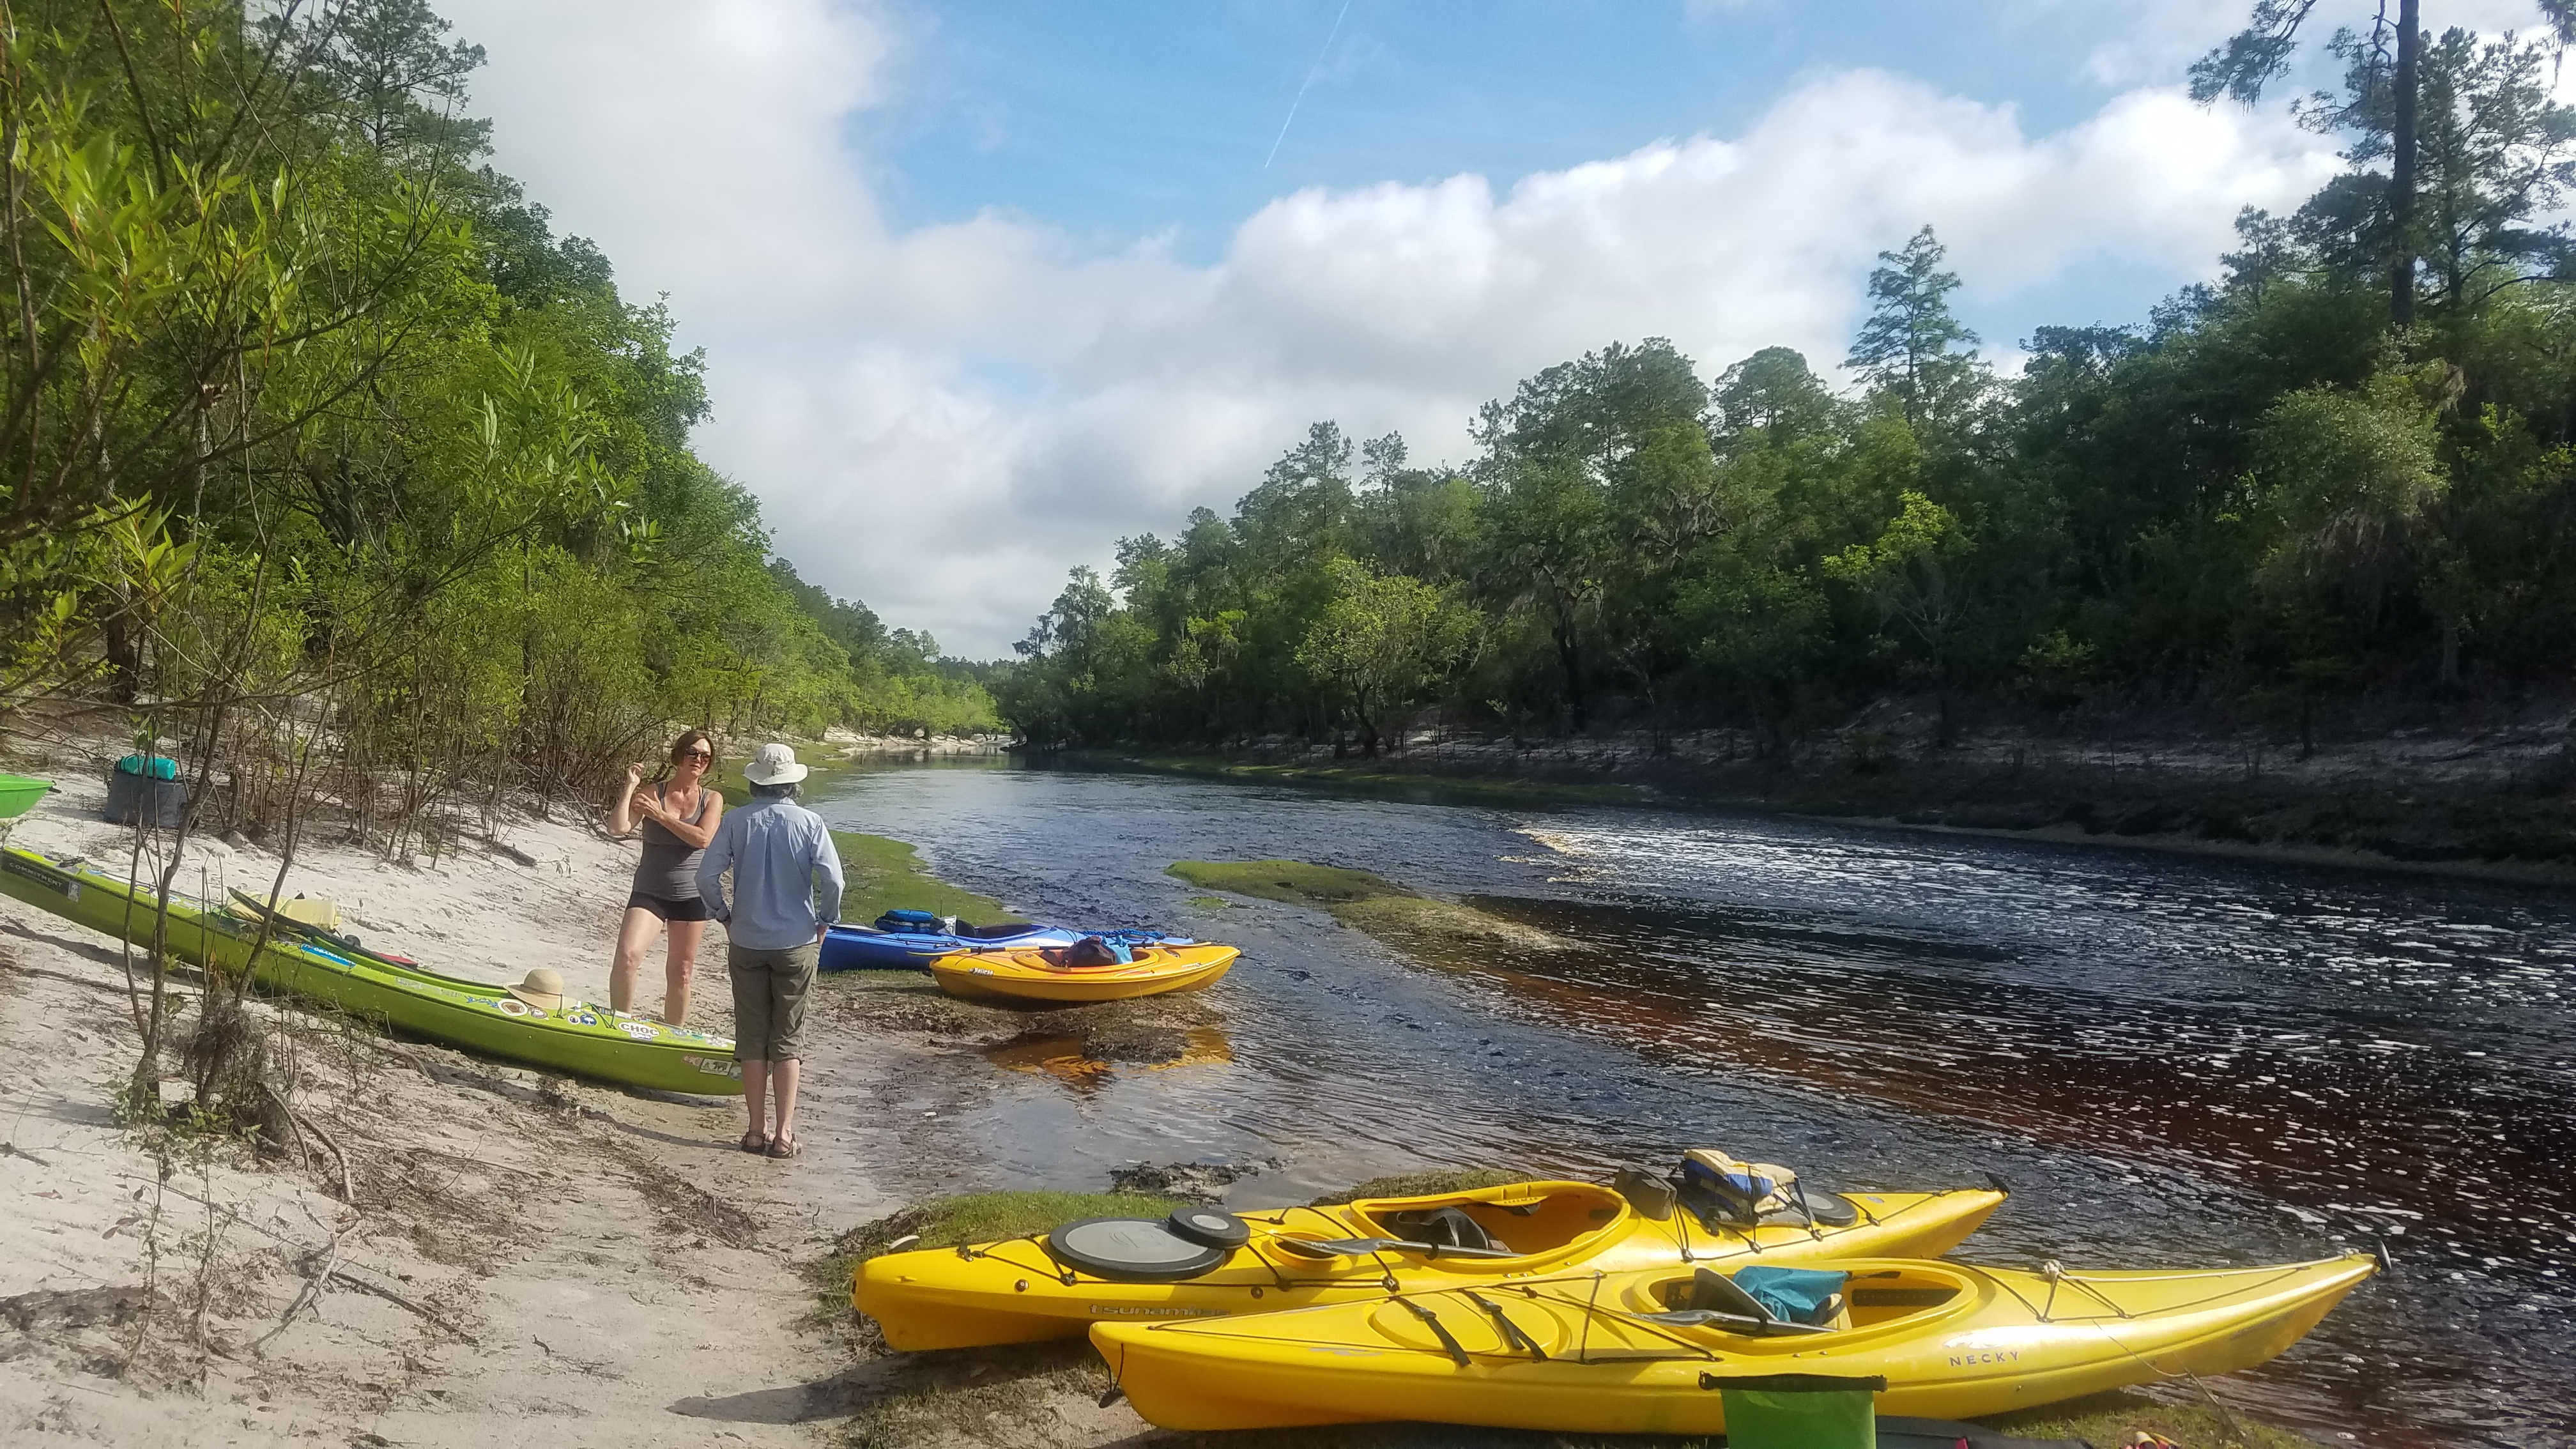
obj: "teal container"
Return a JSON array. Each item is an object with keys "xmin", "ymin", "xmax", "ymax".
[{"xmin": 0, "ymin": 774, "xmax": 53, "ymax": 820}]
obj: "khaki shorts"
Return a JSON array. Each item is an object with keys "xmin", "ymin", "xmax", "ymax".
[{"xmin": 727, "ymin": 940, "xmax": 818, "ymax": 1062}]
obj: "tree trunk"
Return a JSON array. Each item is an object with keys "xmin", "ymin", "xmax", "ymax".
[
  {"xmin": 2439, "ymin": 619, "xmax": 2461, "ymax": 689},
  {"xmin": 2389, "ymin": 0, "xmax": 2420, "ymax": 327},
  {"xmin": 1552, "ymin": 599, "xmax": 1587, "ymax": 733},
  {"xmin": 102, "ymin": 610, "xmax": 142, "ymax": 703}
]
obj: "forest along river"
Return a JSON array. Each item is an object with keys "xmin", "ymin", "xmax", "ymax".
[{"xmin": 801, "ymin": 761, "xmax": 2575, "ymax": 1449}]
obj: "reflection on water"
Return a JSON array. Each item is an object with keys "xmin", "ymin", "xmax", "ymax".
[
  {"xmin": 983, "ymin": 1024, "xmax": 1234, "ymax": 1092},
  {"xmin": 803, "ymin": 760, "xmax": 2576, "ymax": 1448}
]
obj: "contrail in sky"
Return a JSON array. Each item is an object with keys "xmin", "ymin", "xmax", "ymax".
[{"xmin": 1265, "ymin": 0, "xmax": 1355, "ymax": 169}]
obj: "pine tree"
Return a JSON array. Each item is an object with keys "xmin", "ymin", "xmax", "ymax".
[{"xmin": 1844, "ymin": 226, "xmax": 1978, "ymax": 427}]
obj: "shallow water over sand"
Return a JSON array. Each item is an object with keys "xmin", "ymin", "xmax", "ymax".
[{"xmin": 799, "ymin": 760, "xmax": 2576, "ymax": 1448}]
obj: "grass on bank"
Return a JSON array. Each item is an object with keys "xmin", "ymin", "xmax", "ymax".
[
  {"xmin": 1984, "ymin": 1388, "xmax": 2318, "ymax": 1448},
  {"xmin": 831, "ymin": 831, "xmax": 1006, "ymax": 925},
  {"xmin": 1167, "ymin": 858, "xmax": 1567, "ymax": 954},
  {"xmin": 813, "ymin": 1189, "xmax": 1187, "ymax": 1313}
]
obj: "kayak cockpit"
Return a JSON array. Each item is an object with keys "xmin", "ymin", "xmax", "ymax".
[
  {"xmin": 1630, "ymin": 1261, "xmax": 1974, "ymax": 1339},
  {"xmin": 1343, "ymin": 1182, "xmax": 1629, "ymax": 1262}
]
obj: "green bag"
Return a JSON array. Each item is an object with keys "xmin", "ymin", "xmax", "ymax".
[{"xmin": 1708, "ymin": 1372, "xmax": 1884, "ymax": 1449}]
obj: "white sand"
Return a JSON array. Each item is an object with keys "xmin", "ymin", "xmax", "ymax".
[{"xmin": 0, "ymin": 755, "xmax": 896, "ymax": 1446}]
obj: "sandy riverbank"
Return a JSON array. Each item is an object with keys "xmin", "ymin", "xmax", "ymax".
[{"xmin": 0, "ymin": 755, "xmax": 904, "ymax": 1448}]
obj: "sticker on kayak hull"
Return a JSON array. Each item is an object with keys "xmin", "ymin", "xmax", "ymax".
[{"xmin": 1, "ymin": 852, "xmax": 80, "ymax": 901}]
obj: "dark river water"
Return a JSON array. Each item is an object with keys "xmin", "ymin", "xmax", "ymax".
[{"xmin": 803, "ymin": 760, "xmax": 2576, "ymax": 1448}]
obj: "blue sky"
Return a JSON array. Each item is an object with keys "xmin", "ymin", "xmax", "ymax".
[
  {"xmin": 870, "ymin": 1, "xmax": 2159, "ymax": 255},
  {"xmin": 862, "ymin": 1, "xmax": 2216, "ymax": 337},
  {"xmin": 454, "ymin": 0, "xmax": 2457, "ymax": 652}
]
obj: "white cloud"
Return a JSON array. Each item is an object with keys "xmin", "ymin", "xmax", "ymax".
[{"xmin": 445, "ymin": 0, "xmax": 2338, "ymax": 656}]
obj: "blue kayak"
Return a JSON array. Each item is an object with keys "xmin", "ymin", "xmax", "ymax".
[{"xmin": 821, "ymin": 914, "xmax": 1195, "ymax": 973}]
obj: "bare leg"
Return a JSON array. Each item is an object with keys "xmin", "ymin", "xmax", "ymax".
[
  {"xmin": 742, "ymin": 1060, "xmax": 768, "ymax": 1144},
  {"xmin": 663, "ymin": 919, "xmax": 707, "ymax": 1025},
  {"xmin": 771, "ymin": 1057, "xmax": 801, "ymax": 1146},
  {"xmin": 609, "ymin": 907, "xmax": 660, "ymax": 1014}
]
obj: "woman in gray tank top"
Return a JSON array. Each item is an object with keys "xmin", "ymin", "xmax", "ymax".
[{"xmin": 607, "ymin": 730, "xmax": 726, "ymax": 1023}]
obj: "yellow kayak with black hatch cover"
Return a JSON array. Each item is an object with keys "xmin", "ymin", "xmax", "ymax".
[
  {"xmin": 854, "ymin": 1176, "xmax": 2006, "ymax": 1351},
  {"xmin": 1091, "ymin": 1251, "xmax": 2380, "ymax": 1433},
  {"xmin": 927, "ymin": 940, "xmax": 1238, "ymax": 1004}
]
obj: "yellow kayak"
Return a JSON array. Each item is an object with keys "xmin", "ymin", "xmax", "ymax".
[
  {"xmin": 1092, "ymin": 1252, "xmax": 2379, "ymax": 1433},
  {"xmin": 927, "ymin": 941, "xmax": 1238, "ymax": 1004},
  {"xmin": 855, "ymin": 1176, "xmax": 2005, "ymax": 1351}
]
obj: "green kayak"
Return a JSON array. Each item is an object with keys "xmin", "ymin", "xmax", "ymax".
[{"xmin": 0, "ymin": 845, "xmax": 743, "ymax": 1096}]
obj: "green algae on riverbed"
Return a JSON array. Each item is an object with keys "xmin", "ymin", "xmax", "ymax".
[
  {"xmin": 832, "ymin": 829, "xmax": 1006, "ymax": 923},
  {"xmin": 1167, "ymin": 859, "xmax": 1404, "ymax": 904},
  {"xmin": 1167, "ymin": 858, "xmax": 1567, "ymax": 953}
]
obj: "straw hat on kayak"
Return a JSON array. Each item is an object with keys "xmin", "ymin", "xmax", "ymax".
[
  {"xmin": 507, "ymin": 967, "xmax": 569, "ymax": 1013},
  {"xmin": 744, "ymin": 742, "xmax": 808, "ymax": 785}
]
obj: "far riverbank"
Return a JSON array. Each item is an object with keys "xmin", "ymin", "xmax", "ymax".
[{"xmin": 1062, "ymin": 707, "xmax": 2576, "ymax": 887}]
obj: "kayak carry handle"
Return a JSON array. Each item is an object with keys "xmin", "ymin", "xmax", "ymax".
[{"xmin": 1699, "ymin": 1372, "xmax": 1889, "ymax": 1392}]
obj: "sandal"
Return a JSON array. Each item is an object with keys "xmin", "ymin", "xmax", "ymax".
[
  {"xmin": 738, "ymin": 1130, "xmax": 769, "ymax": 1154},
  {"xmin": 764, "ymin": 1133, "xmax": 801, "ymax": 1160}
]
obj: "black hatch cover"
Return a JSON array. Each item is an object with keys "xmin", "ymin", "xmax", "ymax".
[
  {"xmin": 1047, "ymin": 1218, "xmax": 1228, "ymax": 1282},
  {"xmin": 1165, "ymin": 1207, "xmax": 1252, "ymax": 1249}
]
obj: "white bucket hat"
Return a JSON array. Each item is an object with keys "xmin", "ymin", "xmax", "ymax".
[{"xmin": 744, "ymin": 742, "xmax": 808, "ymax": 785}]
